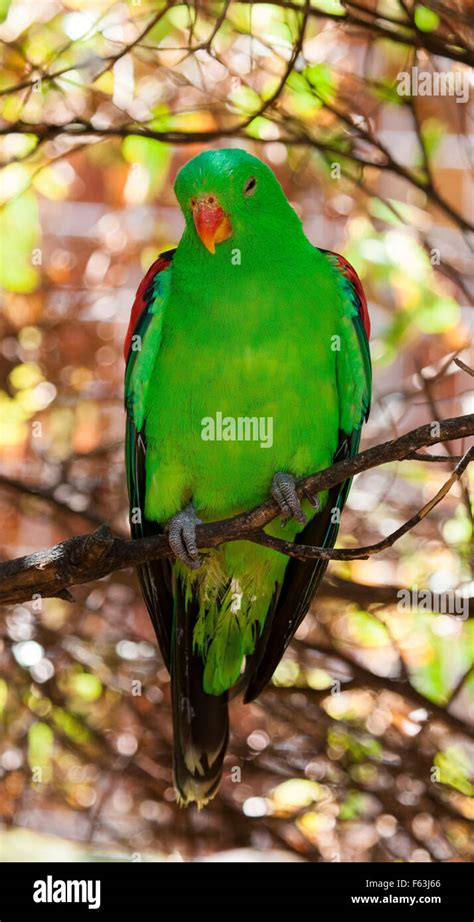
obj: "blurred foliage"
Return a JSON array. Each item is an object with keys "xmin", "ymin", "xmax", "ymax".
[{"xmin": 0, "ymin": 0, "xmax": 472, "ymax": 861}]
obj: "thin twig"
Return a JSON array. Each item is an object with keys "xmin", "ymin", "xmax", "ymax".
[
  {"xmin": 454, "ymin": 357, "xmax": 474, "ymax": 378},
  {"xmin": 250, "ymin": 446, "xmax": 472, "ymax": 561}
]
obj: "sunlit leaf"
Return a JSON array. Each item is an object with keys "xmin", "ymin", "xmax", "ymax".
[
  {"xmin": 122, "ymin": 136, "xmax": 171, "ymax": 199},
  {"xmin": 435, "ymin": 746, "xmax": 474, "ymax": 796},
  {"xmin": 0, "ymin": 0, "xmax": 11, "ymax": 24},
  {"xmin": 304, "ymin": 63, "xmax": 336, "ymax": 103},
  {"xmin": 271, "ymin": 779, "xmax": 323, "ymax": 814},
  {"xmin": 414, "ymin": 4, "xmax": 440, "ymax": 31},
  {"xmin": 0, "ymin": 192, "xmax": 40, "ymax": 293},
  {"xmin": 70, "ymin": 672, "xmax": 103, "ymax": 702},
  {"xmin": 421, "ymin": 117, "xmax": 447, "ymax": 160},
  {"xmin": 28, "ymin": 721, "xmax": 54, "ymax": 782}
]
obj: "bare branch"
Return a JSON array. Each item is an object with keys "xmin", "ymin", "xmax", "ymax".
[
  {"xmin": 455, "ymin": 357, "xmax": 474, "ymax": 378},
  {"xmin": 0, "ymin": 413, "xmax": 471, "ymax": 607},
  {"xmin": 251, "ymin": 445, "xmax": 472, "ymax": 561}
]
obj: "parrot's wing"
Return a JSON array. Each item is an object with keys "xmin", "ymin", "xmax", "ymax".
[
  {"xmin": 125, "ymin": 249, "xmax": 229, "ymax": 805},
  {"xmin": 327, "ymin": 250, "xmax": 371, "ymax": 430},
  {"xmin": 244, "ymin": 250, "xmax": 371, "ymax": 702},
  {"xmin": 125, "ymin": 249, "xmax": 176, "ymax": 668}
]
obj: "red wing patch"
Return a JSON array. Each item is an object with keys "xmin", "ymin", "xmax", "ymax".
[
  {"xmin": 331, "ymin": 252, "xmax": 370, "ymax": 340},
  {"xmin": 124, "ymin": 252, "xmax": 174, "ymax": 361}
]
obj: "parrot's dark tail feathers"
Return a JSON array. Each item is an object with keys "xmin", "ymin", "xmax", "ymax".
[{"xmin": 171, "ymin": 585, "xmax": 229, "ymax": 808}]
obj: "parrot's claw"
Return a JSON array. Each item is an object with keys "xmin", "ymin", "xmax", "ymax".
[
  {"xmin": 271, "ymin": 472, "xmax": 307, "ymax": 526},
  {"xmin": 304, "ymin": 489, "xmax": 321, "ymax": 511},
  {"xmin": 166, "ymin": 504, "xmax": 202, "ymax": 569}
]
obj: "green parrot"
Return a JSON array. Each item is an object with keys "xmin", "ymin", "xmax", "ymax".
[{"xmin": 124, "ymin": 148, "xmax": 371, "ymax": 807}]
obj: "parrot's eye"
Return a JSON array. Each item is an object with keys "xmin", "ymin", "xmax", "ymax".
[
  {"xmin": 206, "ymin": 194, "xmax": 217, "ymax": 205},
  {"xmin": 243, "ymin": 176, "xmax": 257, "ymax": 196},
  {"xmin": 190, "ymin": 196, "xmax": 197, "ymax": 210}
]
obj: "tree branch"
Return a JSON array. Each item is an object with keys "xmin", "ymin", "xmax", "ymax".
[
  {"xmin": 0, "ymin": 414, "xmax": 471, "ymax": 607},
  {"xmin": 253, "ymin": 444, "xmax": 472, "ymax": 561}
]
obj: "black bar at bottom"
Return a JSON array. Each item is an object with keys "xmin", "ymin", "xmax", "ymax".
[{"xmin": 0, "ymin": 860, "xmax": 472, "ymax": 921}]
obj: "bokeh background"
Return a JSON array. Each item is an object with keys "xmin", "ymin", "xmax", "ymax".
[{"xmin": 0, "ymin": 0, "xmax": 472, "ymax": 862}]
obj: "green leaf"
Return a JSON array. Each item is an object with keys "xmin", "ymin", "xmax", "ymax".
[
  {"xmin": 414, "ymin": 4, "xmax": 440, "ymax": 32},
  {"xmin": 421, "ymin": 117, "xmax": 446, "ymax": 160},
  {"xmin": 347, "ymin": 610, "xmax": 390, "ymax": 647},
  {"xmin": 305, "ymin": 63, "xmax": 336, "ymax": 104},
  {"xmin": 287, "ymin": 71, "xmax": 322, "ymax": 116},
  {"xmin": 52, "ymin": 706, "xmax": 89, "ymax": 742},
  {"xmin": 311, "ymin": 0, "xmax": 345, "ymax": 14},
  {"xmin": 71, "ymin": 672, "xmax": 102, "ymax": 702},
  {"xmin": 409, "ymin": 615, "xmax": 472, "ymax": 705},
  {"xmin": 369, "ymin": 197, "xmax": 404, "ymax": 227},
  {"xmin": 339, "ymin": 790, "xmax": 366, "ymax": 820},
  {"xmin": 272, "ymin": 779, "xmax": 323, "ymax": 811},
  {"xmin": 435, "ymin": 746, "xmax": 474, "ymax": 796},
  {"xmin": 28, "ymin": 721, "xmax": 54, "ymax": 778},
  {"xmin": 0, "ymin": 678, "xmax": 7, "ymax": 715},
  {"xmin": 0, "ymin": 0, "xmax": 11, "ymax": 24},
  {"xmin": 414, "ymin": 295, "xmax": 460, "ymax": 333},
  {"xmin": 122, "ymin": 136, "xmax": 171, "ymax": 199},
  {"xmin": 0, "ymin": 191, "xmax": 40, "ymax": 293},
  {"xmin": 227, "ymin": 83, "xmax": 261, "ymax": 115},
  {"xmin": 372, "ymin": 81, "xmax": 406, "ymax": 106}
]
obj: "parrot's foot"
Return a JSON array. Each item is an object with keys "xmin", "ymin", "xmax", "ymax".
[
  {"xmin": 166, "ymin": 504, "xmax": 202, "ymax": 569},
  {"xmin": 271, "ymin": 472, "xmax": 307, "ymax": 526}
]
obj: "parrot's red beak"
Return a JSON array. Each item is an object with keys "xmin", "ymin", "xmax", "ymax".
[{"xmin": 192, "ymin": 197, "xmax": 232, "ymax": 254}]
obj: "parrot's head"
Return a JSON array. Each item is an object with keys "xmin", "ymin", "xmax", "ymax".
[{"xmin": 174, "ymin": 148, "xmax": 299, "ymax": 255}]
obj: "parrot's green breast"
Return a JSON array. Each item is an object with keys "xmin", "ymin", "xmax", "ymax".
[{"xmin": 140, "ymin": 241, "xmax": 345, "ymax": 694}]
